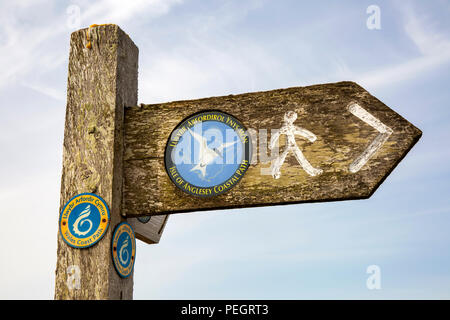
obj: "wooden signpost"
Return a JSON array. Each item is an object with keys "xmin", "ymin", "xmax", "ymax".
[{"xmin": 55, "ymin": 25, "xmax": 421, "ymax": 299}]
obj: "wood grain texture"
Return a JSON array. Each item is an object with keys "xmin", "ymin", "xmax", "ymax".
[
  {"xmin": 55, "ymin": 25, "xmax": 138, "ymax": 299},
  {"xmin": 123, "ymin": 82, "xmax": 421, "ymax": 217}
]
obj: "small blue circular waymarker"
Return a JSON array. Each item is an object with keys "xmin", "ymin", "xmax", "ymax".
[
  {"xmin": 111, "ymin": 222, "xmax": 136, "ymax": 278},
  {"xmin": 59, "ymin": 193, "xmax": 110, "ymax": 249}
]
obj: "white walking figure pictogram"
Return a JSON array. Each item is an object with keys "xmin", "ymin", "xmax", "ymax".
[{"xmin": 269, "ymin": 111, "xmax": 323, "ymax": 179}]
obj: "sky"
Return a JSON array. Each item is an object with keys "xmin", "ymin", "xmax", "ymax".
[{"xmin": 0, "ymin": 0, "xmax": 449, "ymax": 299}]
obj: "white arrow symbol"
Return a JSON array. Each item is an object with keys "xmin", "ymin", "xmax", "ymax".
[{"xmin": 348, "ymin": 103, "xmax": 393, "ymax": 173}]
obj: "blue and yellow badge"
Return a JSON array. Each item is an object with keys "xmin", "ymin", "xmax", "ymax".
[
  {"xmin": 59, "ymin": 193, "xmax": 110, "ymax": 249},
  {"xmin": 165, "ymin": 110, "xmax": 252, "ymax": 197},
  {"xmin": 111, "ymin": 222, "xmax": 136, "ymax": 278}
]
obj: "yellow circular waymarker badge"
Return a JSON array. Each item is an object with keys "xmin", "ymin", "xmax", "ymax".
[
  {"xmin": 111, "ymin": 222, "xmax": 136, "ymax": 278},
  {"xmin": 59, "ymin": 193, "xmax": 110, "ymax": 249}
]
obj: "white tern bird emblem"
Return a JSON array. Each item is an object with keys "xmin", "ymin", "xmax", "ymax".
[{"xmin": 188, "ymin": 128, "xmax": 237, "ymax": 178}]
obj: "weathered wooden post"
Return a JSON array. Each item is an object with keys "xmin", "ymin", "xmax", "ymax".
[{"xmin": 55, "ymin": 24, "xmax": 138, "ymax": 299}]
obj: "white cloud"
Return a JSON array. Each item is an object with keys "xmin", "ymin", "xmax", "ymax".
[
  {"xmin": 356, "ymin": 6, "xmax": 450, "ymax": 88},
  {"xmin": 403, "ymin": 7, "xmax": 450, "ymax": 56},
  {"xmin": 79, "ymin": 0, "xmax": 183, "ymax": 25},
  {"xmin": 21, "ymin": 82, "xmax": 65, "ymax": 101},
  {"xmin": 138, "ymin": 1, "xmax": 290, "ymax": 103},
  {"xmin": 0, "ymin": 0, "xmax": 183, "ymax": 90}
]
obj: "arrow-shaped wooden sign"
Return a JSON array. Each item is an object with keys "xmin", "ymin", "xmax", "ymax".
[{"xmin": 123, "ymin": 81, "xmax": 421, "ymax": 217}]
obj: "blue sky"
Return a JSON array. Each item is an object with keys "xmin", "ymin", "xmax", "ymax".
[{"xmin": 0, "ymin": 0, "xmax": 449, "ymax": 299}]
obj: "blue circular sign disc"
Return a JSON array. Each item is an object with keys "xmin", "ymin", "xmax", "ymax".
[
  {"xmin": 111, "ymin": 222, "xmax": 136, "ymax": 278},
  {"xmin": 165, "ymin": 110, "xmax": 252, "ymax": 197},
  {"xmin": 59, "ymin": 193, "xmax": 110, "ymax": 249}
]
